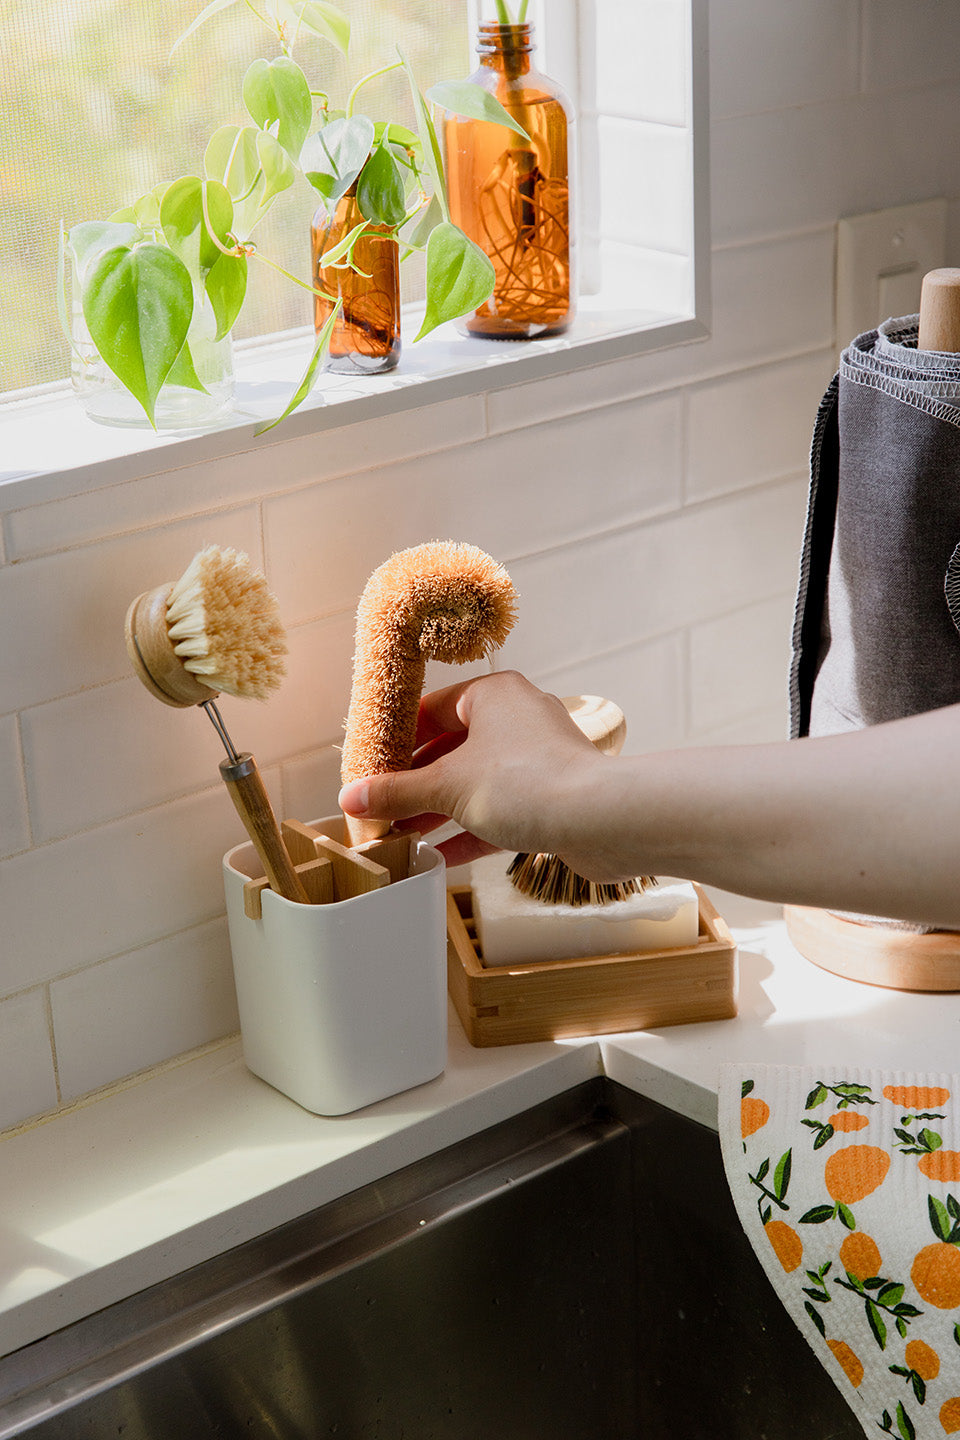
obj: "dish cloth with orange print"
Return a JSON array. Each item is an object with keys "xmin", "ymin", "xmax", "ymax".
[{"xmin": 720, "ymin": 1065, "xmax": 960, "ymax": 1440}]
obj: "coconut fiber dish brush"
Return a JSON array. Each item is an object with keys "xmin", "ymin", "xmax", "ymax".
[
  {"xmin": 340, "ymin": 541, "xmax": 518, "ymax": 849},
  {"xmin": 506, "ymin": 695, "xmax": 655, "ymax": 906},
  {"xmin": 125, "ymin": 544, "xmax": 310, "ymax": 903}
]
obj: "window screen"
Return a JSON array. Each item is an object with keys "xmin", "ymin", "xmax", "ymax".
[{"xmin": 1, "ymin": 0, "xmax": 471, "ymax": 396}]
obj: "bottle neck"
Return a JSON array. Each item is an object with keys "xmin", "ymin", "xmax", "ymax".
[{"xmin": 477, "ymin": 22, "xmax": 533, "ymax": 78}]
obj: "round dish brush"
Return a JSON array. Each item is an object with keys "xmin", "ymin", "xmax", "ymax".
[
  {"xmin": 506, "ymin": 695, "xmax": 655, "ymax": 907},
  {"xmin": 125, "ymin": 545, "xmax": 310, "ymax": 904},
  {"xmin": 340, "ymin": 541, "xmax": 518, "ymax": 848}
]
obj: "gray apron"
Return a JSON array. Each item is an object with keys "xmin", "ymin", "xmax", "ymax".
[{"xmin": 790, "ymin": 316, "xmax": 960, "ymax": 927}]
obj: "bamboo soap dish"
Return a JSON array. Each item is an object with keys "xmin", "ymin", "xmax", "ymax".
[{"xmin": 446, "ymin": 883, "xmax": 738, "ymax": 1047}]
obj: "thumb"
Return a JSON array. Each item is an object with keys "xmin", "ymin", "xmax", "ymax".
[{"xmin": 338, "ymin": 769, "xmax": 438, "ymax": 824}]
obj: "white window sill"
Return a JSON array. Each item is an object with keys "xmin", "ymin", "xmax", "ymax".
[{"xmin": 1, "ymin": 299, "xmax": 706, "ymax": 511}]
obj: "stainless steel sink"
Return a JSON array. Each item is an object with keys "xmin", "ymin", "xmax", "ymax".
[{"xmin": 0, "ymin": 1081, "xmax": 861, "ymax": 1439}]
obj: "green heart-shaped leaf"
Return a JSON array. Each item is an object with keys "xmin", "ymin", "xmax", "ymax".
[
  {"xmin": 68, "ymin": 221, "xmax": 141, "ymax": 283},
  {"xmin": 416, "ymin": 221, "xmax": 495, "ymax": 340},
  {"xmin": 160, "ymin": 176, "xmax": 234, "ymax": 280},
  {"xmin": 301, "ymin": 115, "xmax": 374, "ymax": 208},
  {"xmin": 425, "ymin": 79, "xmax": 531, "ymax": 140},
  {"xmin": 356, "ymin": 144, "xmax": 406, "ymax": 228},
  {"xmin": 165, "ymin": 338, "xmax": 207, "ymax": 394},
  {"xmin": 170, "ymin": 0, "xmax": 239, "ymax": 55},
  {"xmin": 204, "ymin": 248, "xmax": 248, "ymax": 339},
  {"xmin": 242, "ymin": 56, "xmax": 312, "ymax": 159},
  {"xmin": 81, "ymin": 243, "xmax": 194, "ymax": 425},
  {"xmin": 204, "ymin": 125, "xmax": 261, "ymax": 200},
  {"xmin": 400, "ymin": 193, "xmax": 443, "ymax": 252},
  {"xmin": 278, "ymin": 0, "xmax": 350, "ymax": 55},
  {"xmin": 255, "ymin": 129, "xmax": 295, "ymax": 207},
  {"xmin": 255, "ymin": 298, "xmax": 342, "ymax": 436}
]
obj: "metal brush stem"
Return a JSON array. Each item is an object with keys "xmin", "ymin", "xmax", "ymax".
[{"xmin": 201, "ymin": 699, "xmax": 241, "ymax": 764}]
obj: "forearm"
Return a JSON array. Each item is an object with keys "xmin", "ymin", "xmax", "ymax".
[{"xmin": 576, "ymin": 705, "xmax": 960, "ymax": 927}]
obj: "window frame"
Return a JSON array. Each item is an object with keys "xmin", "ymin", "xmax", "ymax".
[{"xmin": 1, "ymin": 0, "xmax": 710, "ymax": 500}]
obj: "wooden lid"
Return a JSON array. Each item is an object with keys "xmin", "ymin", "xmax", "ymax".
[{"xmin": 917, "ymin": 267, "xmax": 960, "ymax": 353}]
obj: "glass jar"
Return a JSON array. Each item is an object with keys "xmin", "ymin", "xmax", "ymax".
[
  {"xmin": 443, "ymin": 22, "xmax": 576, "ymax": 340},
  {"xmin": 311, "ymin": 185, "xmax": 401, "ymax": 375},
  {"xmin": 71, "ymin": 280, "xmax": 234, "ymax": 430}
]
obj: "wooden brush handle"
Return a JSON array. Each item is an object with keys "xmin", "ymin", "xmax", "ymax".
[
  {"xmin": 918, "ymin": 268, "xmax": 960, "ymax": 353},
  {"xmin": 219, "ymin": 754, "xmax": 309, "ymax": 904},
  {"xmin": 563, "ymin": 696, "xmax": 627, "ymax": 757}
]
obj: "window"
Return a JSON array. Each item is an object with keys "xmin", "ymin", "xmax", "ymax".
[{"xmin": 1, "ymin": 0, "xmax": 472, "ymax": 397}]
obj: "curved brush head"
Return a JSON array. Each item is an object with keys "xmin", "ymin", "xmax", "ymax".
[
  {"xmin": 341, "ymin": 541, "xmax": 517, "ymax": 784},
  {"xmin": 125, "ymin": 546, "xmax": 287, "ymax": 707}
]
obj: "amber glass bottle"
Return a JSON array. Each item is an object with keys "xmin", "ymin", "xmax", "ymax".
[
  {"xmin": 443, "ymin": 23, "xmax": 575, "ymax": 339},
  {"xmin": 311, "ymin": 183, "xmax": 401, "ymax": 374}
]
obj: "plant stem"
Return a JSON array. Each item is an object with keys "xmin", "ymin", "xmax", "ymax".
[
  {"xmin": 493, "ymin": 0, "xmax": 512, "ymax": 22},
  {"xmin": 345, "ymin": 60, "xmax": 404, "ymax": 118},
  {"xmin": 250, "ymin": 249, "xmax": 338, "ymax": 302},
  {"xmin": 517, "ymin": 0, "xmax": 529, "ymax": 19}
]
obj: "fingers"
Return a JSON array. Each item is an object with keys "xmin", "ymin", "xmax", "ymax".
[{"xmin": 435, "ymin": 832, "xmax": 503, "ymax": 868}]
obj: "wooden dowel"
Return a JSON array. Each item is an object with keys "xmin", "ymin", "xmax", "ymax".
[{"xmin": 918, "ymin": 268, "xmax": 960, "ymax": 353}]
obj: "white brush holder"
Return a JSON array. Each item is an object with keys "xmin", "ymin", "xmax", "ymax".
[{"xmin": 222, "ymin": 816, "xmax": 447, "ymax": 1115}]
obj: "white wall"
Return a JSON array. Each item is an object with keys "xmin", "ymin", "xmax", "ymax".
[{"xmin": 4, "ymin": 0, "xmax": 960, "ymax": 1132}]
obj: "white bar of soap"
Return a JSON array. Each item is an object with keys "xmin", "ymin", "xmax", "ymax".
[{"xmin": 470, "ymin": 854, "xmax": 701, "ymax": 967}]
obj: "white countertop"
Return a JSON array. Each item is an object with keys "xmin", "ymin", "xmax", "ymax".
[{"xmin": 4, "ymin": 889, "xmax": 960, "ymax": 1360}]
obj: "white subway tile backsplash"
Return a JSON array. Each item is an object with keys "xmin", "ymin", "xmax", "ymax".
[
  {"xmin": 686, "ymin": 351, "xmax": 833, "ymax": 502},
  {"xmin": 598, "ymin": 118, "xmax": 691, "ymax": 253},
  {"xmin": 51, "ymin": 918, "xmax": 237, "ymax": 1101},
  {"xmin": 0, "ymin": 510, "xmax": 261, "ymax": 714},
  {"xmin": 688, "ymin": 592, "xmax": 795, "ymax": 736},
  {"xmin": 712, "ymin": 85, "xmax": 960, "ymax": 249},
  {"xmin": 0, "ymin": 779, "xmax": 270, "ymax": 992},
  {"xmin": 535, "ymin": 632, "xmax": 686, "ymax": 755},
  {"xmin": 594, "ymin": 0, "xmax": 688, "ymax": 125},
  {"xmin": 265, "ymin": 400, "xmax": 684, "ymax": 626},
  {"xmin": 4, "ymin": 398, "xmax": 486, "ymax": 561},
  {"xmin": 709, "ymin": 0, "xmax": 860, "ymax": 121},
  {"xmin": 861, "ymin": 0, "xmax": 960, "ymax": 94},
  {"xmin": 498, "ymin": 477, "xmax": 809, "ymax": 677},
  {"xmin": 279, "ymin": 746, "xmax": 345, "ymax": 829},
  {"xmin": 0, "ymin": 715, "xmax": 29, "ymax": 858},
  {"xmin": 0, "ymin": 991, "xmax": 57, "ymax": 1132}
]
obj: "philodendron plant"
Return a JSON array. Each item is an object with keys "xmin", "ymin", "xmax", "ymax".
[
  {"xmin": 301, "ymin": 50, "xmax": 528, "ymax": 344},
  {"xmin": 60, "ymin": 0, "xmax": 528, "ymax": 433}
]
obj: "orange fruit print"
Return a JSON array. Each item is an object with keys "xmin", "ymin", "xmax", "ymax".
[
  {"xmin": 882, "ymin": 1085, "xmax": 951, "ymax": 1109},
  {"xmin": 826, "ymin": 1338, "xmax": 864, "ymax": 1388},
  {"xmin": 911, "ymin": 1242, "xmax": 960, "ymax": 1310},
  {"xmin": 904, "ymin": 1337, "xmax": 940, "ymax": 1380},
  {"xmin": 764, "ymin": 1219, "xmax": 802, "ymax": 1272},
  {"xmin": 823, "ymin": 1145, "xmax": 891, "ymax": 1204},
  {"xmin": 918, "ymin": 1149, "xmax": 960, "ymax": 1183},
  {"xmin": 829, "ymin": 1110, "xmax": 869, "ymax": 1133},
  {"xmin": 741, "ymin": 1096, "xmax": 770, "ymax": 1137},
  {"xmin": 942, "ymin": 1396, "xmax": 960, "ymax": 1434},
  {"xmin": 838, "ymin": 1231, "xmax": 882, "ymax": 1281}
]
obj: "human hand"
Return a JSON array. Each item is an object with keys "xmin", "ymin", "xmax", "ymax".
[{"xmin": 337, "ymin": 670, "xmax": 609, "ymax": 870}]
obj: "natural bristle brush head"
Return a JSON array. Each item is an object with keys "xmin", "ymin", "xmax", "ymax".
[
  {"xmin": 506, "ymin": 695, "xmax": 655, "ymax": 908},
  {"xmin": 125, "ymin": 546, "xmax": 287, "ymax": 707}
]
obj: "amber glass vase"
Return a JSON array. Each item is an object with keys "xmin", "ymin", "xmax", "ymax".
[
  {"xmin": 443, "ymin": 23, "xmax": 575, "ymax": 339},
  {"xmin": 311, "ymin": 184, "xmax": 401, "ymax": 374}
]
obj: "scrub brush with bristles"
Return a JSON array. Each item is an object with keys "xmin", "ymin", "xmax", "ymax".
[
  {"xmin": 164, "ymin": 545, "xmax": 287, "ymax": 699},
  {"xmin": 506, "ymin": 695, "xmax": 655, "ymax": 907},
  {"xmin": 125, "ymin": 545, "xmax": 307, "ymax": 903},
  {"xmin": 340, "ymin": 541, "xmax": 518, "ymax": 847}
]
